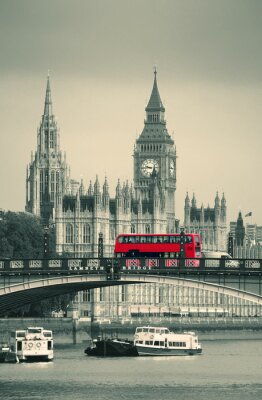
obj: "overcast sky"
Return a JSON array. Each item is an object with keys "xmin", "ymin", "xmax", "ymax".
[{"xmin": 0, "ymin": 0, "xmax": 261, "ymax": 225}]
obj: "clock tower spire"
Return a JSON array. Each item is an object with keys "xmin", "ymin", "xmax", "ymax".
[{"xmin": 133, "ymin": 70, "xmax": 177, "ymax": 232}]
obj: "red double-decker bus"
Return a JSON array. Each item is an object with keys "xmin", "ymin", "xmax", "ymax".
[{"xmin": 114, "ymin": 233, "xmax": 202, "ymax": 258}]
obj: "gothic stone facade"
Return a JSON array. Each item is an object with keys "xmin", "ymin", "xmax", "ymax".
[
  {"xmin": 55, "ymin": 70, "xmax": 178, "ymax": 257},
  {"xmin": 26, "ymin": 72, "xmax": 228, "ymax": 320},
  {"xmin": 184, "ymin": 192, "xmax": 227, "ymax": 251}
]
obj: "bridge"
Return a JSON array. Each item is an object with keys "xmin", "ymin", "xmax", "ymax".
[{"xmin": 0, "ymin": 257, "xmax": 262, "ymax": 316}]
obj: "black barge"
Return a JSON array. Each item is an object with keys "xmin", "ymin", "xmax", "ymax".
[{"xmin": 85, "ymin": 337, "xmax": 138, "ymax": 357}]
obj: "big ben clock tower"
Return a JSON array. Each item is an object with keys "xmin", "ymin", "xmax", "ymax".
[{"xmin": 133, "ymin": 69, "xmax": 177, "ymax": 231}]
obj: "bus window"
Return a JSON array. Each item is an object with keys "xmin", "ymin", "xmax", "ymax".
[
  {"xmin": 152, "ymin": 236, "xmax": 159, "ymax": 243},
  {"xmin": 185, "ymin": 236, "xmax": 192, "ymax": 243},
  {"xmin": 156, "ymin": 236, "xmax": 162, "ymax": 243},
  {"xmin": 140, "ymin": 236, "xmax": 146, "ymax": 243},
  {"xmin": 146, "ymin": 236, "xmax": 152, "ymax": 243}
]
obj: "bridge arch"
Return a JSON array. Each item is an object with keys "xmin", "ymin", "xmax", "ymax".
[{"xmin": 0, "ymin": 274, "xmax": 262, "ymax": 317}]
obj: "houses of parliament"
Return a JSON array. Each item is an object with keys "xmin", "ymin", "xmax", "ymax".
[{"xmin": 25, "ymin": 71, "xmax": 228, "ymax": 319}]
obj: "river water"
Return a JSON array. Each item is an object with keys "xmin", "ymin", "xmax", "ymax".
[{"xmin": 1, "ymin": 332, "xmax": 262, "ymax": 400}]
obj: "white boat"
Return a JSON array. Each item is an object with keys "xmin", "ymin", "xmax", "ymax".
[
  {"xmin": 134, "ymin": 326, "xmax": 202, "ymax": 356},
  {"xmin": 9, "ymin": 327, "xmax": 54, "ymax": 362}
]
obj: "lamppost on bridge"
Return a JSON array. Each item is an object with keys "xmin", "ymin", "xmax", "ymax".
[
  {"xmin": 180, "ymin": 228, "xmax": 185, "ymax": 254},
  {"xmin": 98, "ymin": 232, "xmax": 104, "ymax": 259},
  {"xmin": 43, "ymin": 226, "xmax": 49, "ymax": 259}
]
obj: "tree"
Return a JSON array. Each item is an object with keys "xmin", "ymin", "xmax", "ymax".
[
  {"xmin": 0, "ymin": 211, "xmax": 71, "ymax": 317},
  {"xmin": 0, "ymin": 211, "xmax": 45, "ymax": 258}
]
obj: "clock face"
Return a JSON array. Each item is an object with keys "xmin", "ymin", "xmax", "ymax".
[
  {"xmin": 170, "ymin": 160, "xmax": 175, "ymax": 176},
  {"xmin": 141, "ymin": 159, "xmax": 159, "ymax": 177}
]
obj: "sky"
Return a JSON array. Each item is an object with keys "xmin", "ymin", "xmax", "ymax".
[{"xmin": 0, "ymin": 0, "xmax": 261, "ymax": 225}]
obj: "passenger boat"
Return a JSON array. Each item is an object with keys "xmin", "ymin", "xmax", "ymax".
[
  {"xmin": 134, "ymin": 326, "xmax": 202, "ymax": 356},
  {"xmin": 0, "ymin": 343, "xmax": 18, "ymax": 363},
  {"xmin": 9, "ymin": 327, "xmax": 54, "ymax": 362},
  {"xmin": 85, "ymin": 337, "xmax": 138, "ymax": 357}
]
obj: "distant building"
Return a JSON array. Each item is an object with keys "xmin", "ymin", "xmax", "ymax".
[
  {"xmin": 25, "ymin": 75, "xmax": 71, "ymax": 224},
  {"xmin": 230, "ymin": 213, "xmax": 262, "ymax": 259},
  {"xmin": 184, "ymin": 192, "xmax": 227, "ymax": 251},
  {"xmin": 54, "ymin": 70, "xmax": 178, "ymax": 257},
  {"xmin": 235, "ymin": 212, "xmax": 245, "ymax": 246}
]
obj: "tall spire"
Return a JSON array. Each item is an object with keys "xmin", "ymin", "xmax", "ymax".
[
  {"xmin": 44, "ymin": 72, "xmax": 53, "ymax": 116},
  {"xmin": 146, "ymin": 67, "xmax": 165, "ymax": 112}
]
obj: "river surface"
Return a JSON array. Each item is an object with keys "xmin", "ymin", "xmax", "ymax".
[{"xmin": 1, "ymin": 332, "xmax": 262, "ymax": 400}]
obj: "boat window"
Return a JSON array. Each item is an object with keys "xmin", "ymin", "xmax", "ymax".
[
  {"xmin": 28, "ymin": 328, "xmax": 42, "ymax": 334},
  {"xmin": 136, "ymin": 328, "xmax": 143, "ymax": 333},
  {"xmin": 142, "ymin": 328, "xmax": 149, "ymax": 333},
  {"xmin": 16, "ymin": 332, "xmax": 25, "ymax": 338},
  {"xmin": 159, "ymin": 341, "xmax": 164, "ymax": 346},
  {"xmin": 149, "ymin": 328, "xmax": 155, "ymax": 333},
  {"xmin": 160, "ymin": 329, "xmax": 166, "ymax": 334},
  {"xmin": 168, "ymin": 342, "xmax": 173, "ymax": 346},
  {"xmin": 154, "ymin": 341, "xmax": 160, "ymax": 346},
  {"xmin": 164, "ymin": 329, "xmax": 169, "ymax": 334},
  {"xmin": 182, "ymin": 342, "xmax": 186, "ymax": 347},
  {"xmin": 43, "ymin": 332, "xmax": 52, "ymax": 338},
  {"xmin": 145, "ymin": 341, "xmax": 151, "ymax": 345},
  {"xmin": 155, "ymin": 329, "xmax": 161, "ymax": 334},
  {"xmin": 138, "ymin": 340, "xmax": 143, "ymax": 344}
]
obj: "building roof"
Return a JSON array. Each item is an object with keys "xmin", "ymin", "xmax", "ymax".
[{"xmin": 145, "ymin": 69, "xmax": 165, "ymax": 112}]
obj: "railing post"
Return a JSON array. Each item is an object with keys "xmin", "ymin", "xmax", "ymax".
[{"xmin": 98, "ymin": 232, "xmax": 104, "ymax": 259}]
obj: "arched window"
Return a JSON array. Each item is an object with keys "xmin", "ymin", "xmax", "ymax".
[
  {"xmin": 40, "ymin": 170, "xmax": 44, "ymax": 202},
  {"xmin": 66, "ymin": 224, "xmax": 73, "ymax": 243},
  {"xmin": 131, "ymin": 224, "xmax": 136, "ymax": 233},
  {"xmin": 50, "ymin": 131, "xmax": 54, "ymax": 148},
  {"xmin": 110, "ymin": 225, "xmax": 115, "ymax": 240},
  {"xmin": 145, "ymin": 224, "xmax": 150, "ymax": 234},
  {"xmin": 56, "ymin": 171, "xmax": 60, "ymax": 194},
  {"xmin": 51, "ymin": 171, "xmax": 55, "ymax": 201},
  {"xmin": 83, "ymin": 224, "xmax": 91, "ymax": 243}
]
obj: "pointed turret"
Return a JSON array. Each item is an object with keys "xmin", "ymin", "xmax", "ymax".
[
  {"xmin": 116, "ymin": 179, "xmax": 123, "ymax": 212},
  {"xmin": 88, "ymin": 180, "xmax": 93, "ymax": 196},
  {"xmin": 146, "ymin": 68, "xmax": 165, "ymax": 113},
  {"xmin": 44, "ymin": 73, "xmax": 53, "ymax": 116},
  {"xmin": 94, "ymin": 175, "xmax": 100, "ymax": 194},
  {"xmin": 116, "ymin": 179, "xmax": 122, "ymax": 197},
  {"xmin": 103, "ymin": 176, "xmax": 109, "ymax": 196},
  {"xmin": 221, "ymin": 192, "xmax": 226, "ymax": 208},
  {"xmin": 79, "ymin": 179, "xmax": 85, "ymax": 196},
  {"xmin": 94, "ymin": 176, "xmax": 101, "ymax": 208},
  {"xmin": 185, "ymin": 192, "xmax": 190, "ymax": 207},
  {"xmin": 215, "ymin": 192, "xmax": 220, "ymax": 208},
  {"xmin": 192, "ymin": 193, "xmax": 197, "ymax": 208},
  {"xmin": 102, "ymin": 177, "xmax": 109, "ymax": 210},
  {"xmin": 184, "ymin": 192, "xmax": 191, "ymax": 226}
]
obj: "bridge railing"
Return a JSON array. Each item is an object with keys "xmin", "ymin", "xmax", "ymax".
[{"xmin": 0, "ymin": 257, "xmax": 261, "ymax": 276}]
